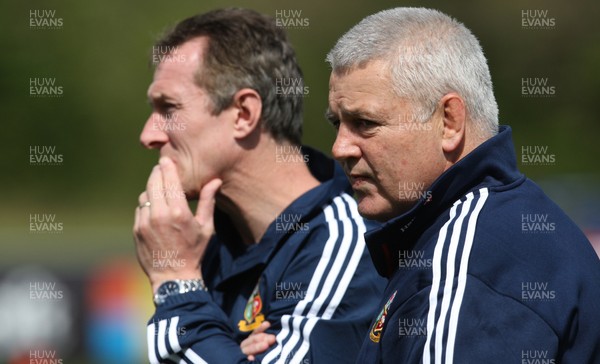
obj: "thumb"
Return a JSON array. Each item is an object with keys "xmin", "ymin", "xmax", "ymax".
[
  {"xmin": 252, "ymin": 321, "xmax": 271, "ymax": 335},
  {"xmin": 195, "ymin": 178, "xmax": 223, "ymax": 226}
]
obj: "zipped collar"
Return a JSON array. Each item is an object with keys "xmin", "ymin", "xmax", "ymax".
[{"xmin": 212, "ymin": 146, "xmax": 352, "ymax": 286}]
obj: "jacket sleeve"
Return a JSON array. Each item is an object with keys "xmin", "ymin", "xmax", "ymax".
[
  {"xmin": 148, "ymin": 290, "xmax": 254, "ymax": 364},
  {"xmin": 438, "ymin": 277, "xmax": 560, "ymax": 363},
  {"xmin": 258, "ymin": 195, "xmax": 385, "ymax": 364}
]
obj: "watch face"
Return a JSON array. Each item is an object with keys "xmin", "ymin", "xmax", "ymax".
[{"xmin": 158, "ymin": 281, "xmax": 180, "ymax": 295}]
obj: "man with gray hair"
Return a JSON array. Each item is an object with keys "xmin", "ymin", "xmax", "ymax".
[{"xmin": 325, "ymin": 7, "xmax": 600, "ymax": 363}]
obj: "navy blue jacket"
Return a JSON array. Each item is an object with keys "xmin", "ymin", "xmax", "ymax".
[
  {"xmin": 357, "ymin": 126, "xmax": 600, "ymax": 363},
  {"xmin": 147, "ymin": 147, "xmax": 386, "ymax": 363}
]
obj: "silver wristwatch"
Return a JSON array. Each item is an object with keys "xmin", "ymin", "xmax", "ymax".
[{"xmin": 153, "ymin": 279, "xmax": 207, "ymax": 306}]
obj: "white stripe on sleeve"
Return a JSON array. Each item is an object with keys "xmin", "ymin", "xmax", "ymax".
[
  {"xmin": 183, "ymin": 348, "xmax": 209, "ymax": 364},
  {"xmin": 264, "ymin": 195, "xmax": 362, "ymax": 363},
  {"xmin": 157, "ymin": 319, "xmax": 169, "ymax": 359},
  {"xmin": 168, "ymin": 316, "xmax": 182, "ymax": 353},
  {"xmin": 434, "ymin": 193, "xmax": 474, "ymax": 364},
  {"xmin": 147, "ymin": 321, "xmax": 160, "ymax": 364},
  {"xmin": 422, "ymin": 199, "xmax": 461, "ymax": 364},
  {"xmin": 445, "ymin": 188, "xmax": 489, "ymax": 363}
]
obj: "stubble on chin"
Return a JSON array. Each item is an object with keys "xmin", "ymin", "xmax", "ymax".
[{"xmin": 355, "ymin": 193, "xmax": 388, "ymax": 222}]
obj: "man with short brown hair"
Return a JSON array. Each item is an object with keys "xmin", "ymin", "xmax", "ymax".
[{"xmin": 133, "ymin": 8, "xmax": 384, "ymax": 363}]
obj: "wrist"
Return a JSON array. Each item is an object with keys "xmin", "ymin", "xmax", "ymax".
[
  {"xmin": 153, "ymin": 278, "xmax": 208, "ymax": 306},
  {"xmin": 151, "ymin": 270, "xmax": 203, "ymax": 294}
]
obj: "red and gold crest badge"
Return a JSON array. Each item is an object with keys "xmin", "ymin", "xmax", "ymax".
[
  {"xmin": 369, "ymin": 290, "xmax": 397, "ymax": 343},
  {"xmin": 238, "ymin": 283, "xmax": 265, "ymax": 332}
]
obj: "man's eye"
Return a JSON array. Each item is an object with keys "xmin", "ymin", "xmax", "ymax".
[
  {"xmin": 328, "ymin": 118, "xmax": 340, "ymax": 130},
  {"xmin": 159, "ymin": 105, "xmax": 177, "ymax": 119},
  {"xmin": 356, "ymin": 119, "xmax": 376, "ymax": 129}
]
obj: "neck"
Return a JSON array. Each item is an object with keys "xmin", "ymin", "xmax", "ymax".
[
  {"xmin": 216, "ymin": 140, "xmax": 320, "ymax": 245},
  {"xmin": 443, "ymin": 130, "xmax": 487, "ymax": 172}
]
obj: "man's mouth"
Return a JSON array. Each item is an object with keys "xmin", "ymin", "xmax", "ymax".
[{"xmin": 349, "ymin": 174, "xmax": 372, "ymax": 188}]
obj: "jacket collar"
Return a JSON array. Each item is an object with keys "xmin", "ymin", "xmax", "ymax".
[{"xmin": 212, "ymin": 146, "xmax": 352, "ymax": 286}]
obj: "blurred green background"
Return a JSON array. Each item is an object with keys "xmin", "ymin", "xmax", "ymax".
[{"xmin": 1, "ymin": 0, "xmax": 599, "ymax": 362}]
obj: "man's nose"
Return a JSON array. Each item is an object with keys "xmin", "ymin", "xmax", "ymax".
[
  {"xmin": 332, "ymin": 124, "xmax": 361, "ymax": 163},
  {"xmin": 140, "ymin": 113, "xmax": 168, "ymax": 149}
]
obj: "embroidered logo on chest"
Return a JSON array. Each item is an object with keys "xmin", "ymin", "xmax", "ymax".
[
  {"xmin": 369, "ymin": 290, "xmax": 397, "ymax": 343},
  {"xmin": 238, "ymin": 283, "xmax": 265, "ymax": 332}
]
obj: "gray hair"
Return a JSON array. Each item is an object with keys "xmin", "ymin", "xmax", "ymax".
[{"xmin": 326, "ymin": 7, "xmax": 498, "ymax": 139}]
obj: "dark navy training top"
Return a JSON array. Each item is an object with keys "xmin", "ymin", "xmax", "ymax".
[
  {"xmin": 357, "ymin": 126, "xmax": 600, "ymax": 364},
  {"xmin": 147, "ymin": 147, "xmax": 386, "ymax": 363}
]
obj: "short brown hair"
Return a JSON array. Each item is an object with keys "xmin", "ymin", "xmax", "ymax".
[{"xmin": 154, "ymin": 8, "xmax": 304, "ymax": 145}]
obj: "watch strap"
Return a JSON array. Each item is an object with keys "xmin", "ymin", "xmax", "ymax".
[{"xmin": 153, "ymin": 278, "xmax": 207, "ymax": 306}]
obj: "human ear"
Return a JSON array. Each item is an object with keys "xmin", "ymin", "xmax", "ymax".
[
  {"xmin": 440, "ymin": 93, "xmax": 466, "ymax": 159},
  {"xmin": 231, "ymin": 88, "xmax": 262, "ymax": 139}
]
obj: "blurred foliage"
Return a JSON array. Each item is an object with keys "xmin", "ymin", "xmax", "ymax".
[{"xmin": 0, "ymin": 0, "xmax": 599, "ymax": 268}]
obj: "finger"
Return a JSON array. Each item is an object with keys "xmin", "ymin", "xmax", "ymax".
[
  {"xmin": 241, "ymin": 337, "xmax": 258, "ymax": 355},
  {"xmin": 247, "ymin": 355, "xmax": 255, "ymax": 361},
  {"xmin": 159, "ymin": 157, "xmax": 187, "ymax": 208},
  {"xmin": 136, "ymin": 191, "xmax": 150, "ymax": 229},
  {"xmin": 240, "ymin": 337, "xmax": 253, "ymax": 354},
  {"xmin": 147, "ymin": 164, "xmax": 167, "ymax": 210},
  {"xmin": 252, "ymin": 321, "xmax": 271, "ymax": 335},
  {"xmin": 138, "ymin": 191, "xmax": 148, "ymax": 206},
  {"xmin": 195, "ymin": 178, "xmax": 223, "ymax": 226},
  {"xmin": 241, "ymin": 333, "xmax": 276, "ymax": 355},
  {"xmin": 134, "ymin": 201, "xmax": 140, "ymax": 232},
  {"xmin": 240, "ymin": 331, "xmax": 263, "ymax": 353}
]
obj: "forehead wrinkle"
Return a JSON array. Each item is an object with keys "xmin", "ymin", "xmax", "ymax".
[
  {"xmin": 336, "ymin": 97, "xmax": 387, "ymax": 121},
  {"xmin": 147, "ymin": 79, "xmax": 188, "ymax": 104}
]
